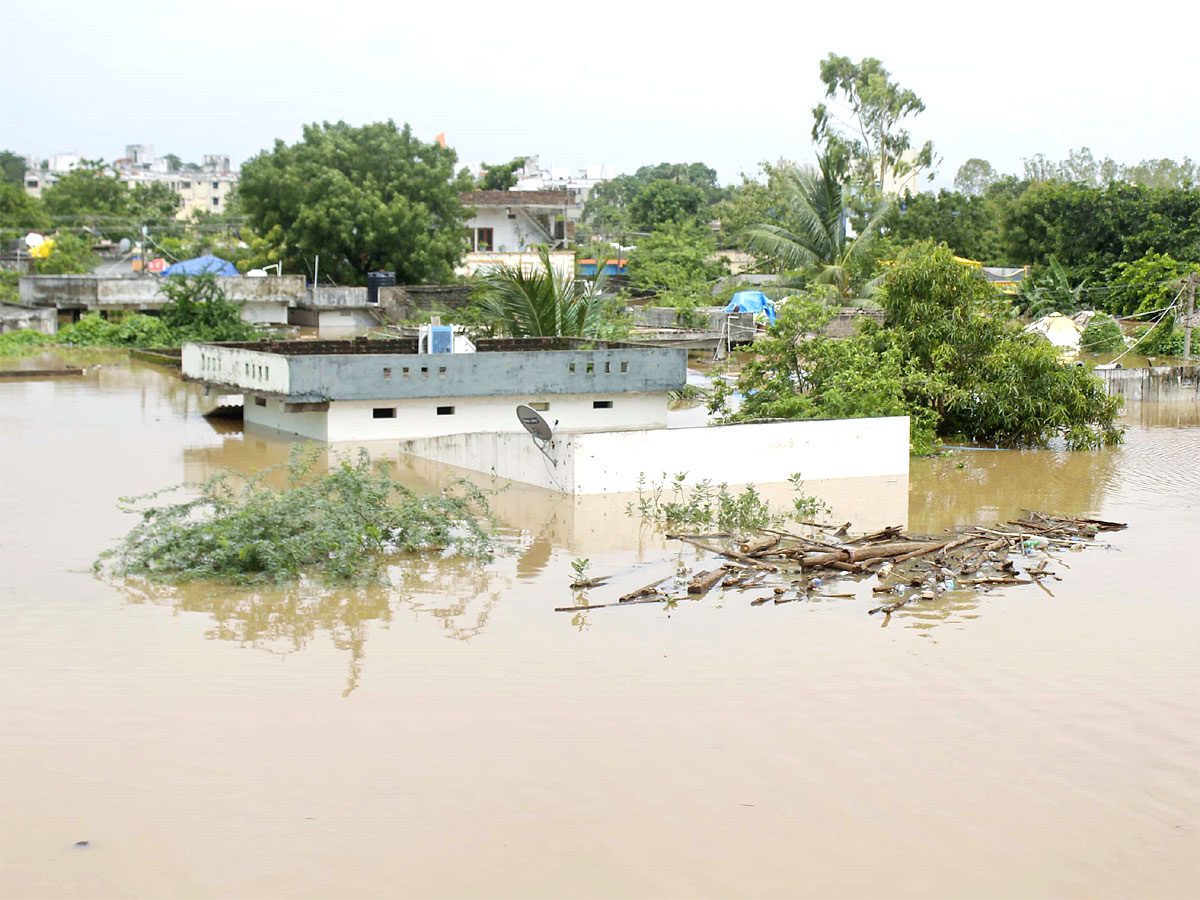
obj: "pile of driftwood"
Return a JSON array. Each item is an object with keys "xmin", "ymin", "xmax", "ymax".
[{"xmin": 555, "ymin": 511, "xmax": 1126, "ymax": 616}]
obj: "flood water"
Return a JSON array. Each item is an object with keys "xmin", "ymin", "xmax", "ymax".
[{"xmin": 2, "ymin": 351, "xmax": 1198, "ymax": 899}]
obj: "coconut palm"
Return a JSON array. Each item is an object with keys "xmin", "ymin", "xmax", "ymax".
[
  {"xmin": 743, "ymin": 154, "xmax": 893, "ymax": 299},
  {"xmin": 476, "ymin": 246, "xmax": 609, "ymax": 337}
]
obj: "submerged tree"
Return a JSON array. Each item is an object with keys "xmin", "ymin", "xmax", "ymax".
[
  {"xmin": 742, "ymin": 154, "xmax": 892, "ymax": 299},
  {"xmin": 710, "ymin": 243, "xmax": 1123, "ymax": 451}
]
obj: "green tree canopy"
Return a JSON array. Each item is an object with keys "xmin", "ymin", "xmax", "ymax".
[
  {"xmin": 1002, "ymin": 181, "xmax": 1200, "ymax": 292},
  {"xmin": 41, "ymin": 160, "xmax": 130, "ymax": 223},
  {"xmin": 953, "ymin": 158, "xmax": 998, "ymax": 196},
  {"xmin": 711, "ymin": 243, "xmax": 1122, "ymax": 451},
  {"xmin": 0, "ymin": 182, "xmax": 49, "ymax": 236},
  {"xmin": 238, "ymin": 120, "xmax": 468, "ymax": 285},
  {"xmin": 628, "ymin": 180, "xmax": 706, "ymax": 231},
  {"xmin": 888, "ymin": 189, "xmax": 1003, "ymax": 263},
  {"xmin": 0, "ymin": 150, "xmax": 25, "ymax": 185},
  {"xmin": 478, "ymin": 157, "xmax": 527, "ymax": 191},
  {"xmin": 584, "ymin": 161, "xmax": 724, "ymax": 235}
]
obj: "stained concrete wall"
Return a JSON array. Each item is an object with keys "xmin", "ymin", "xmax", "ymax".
[
  {"xmin": 244, "ymin": 392, "xmax": 667, "ymax": 442},
  {"xmin": 1097, "ymin": 365, "xmax": 1199, "ymax": 401},
  {"xmin": 19, "ymin": 274, "xmax": 303, "ymax": 321},
  {"xmin": 398, "ymin": 415, "xmax": 911, "ymax": 494},
  {"xmin": 0, "ymin": 305, "xmax": 56, "ymax": 334},
  {"xmin": 183, "ymin": 344, "xmax": 291, "ymax": 396}
]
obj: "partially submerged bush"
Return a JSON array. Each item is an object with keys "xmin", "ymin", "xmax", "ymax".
[
  {"xmin": 627, "ymin": 471, "xmax": 828, "ymax": 533},
  {"xmin": 1079, "ymin": 314, "xmax": 1125, "ymax": 353},
  {"xmin": 710, "ymin": 243, "xmax": 1123, "ymax": 451},
  {"xmin": 100, "ymin": 447, "xmax": 496, "ymax": 585}
]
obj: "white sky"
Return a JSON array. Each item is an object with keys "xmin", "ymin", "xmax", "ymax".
[{"xmin": 4, "ymin": 0, "xmax": 1197, "ymax": 189}]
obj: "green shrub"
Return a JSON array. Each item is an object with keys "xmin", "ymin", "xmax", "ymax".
[
  {"xmin": 100, "ymin": 446, "xmax": 496, "ymax": 585},
  {"xmin": 1133, "ymin": 319, "xmax": 1185, "ymax": 357},
  {"xmin": 0, "ymin": 328, "xmax": 54, "ymax": 356}
]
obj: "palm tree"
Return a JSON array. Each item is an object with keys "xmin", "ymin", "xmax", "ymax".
[
  {"xmin": 743, "ymin": 154, "xmax": 892, "ymax": 300},
  {"xmin": 477, "ymin": 246, "xmax": 609, "ymax": 337}
]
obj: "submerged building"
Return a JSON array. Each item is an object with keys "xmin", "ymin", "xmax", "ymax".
[{"xmin": 182, "ymin": 336, "xmax": 687, "ymax": 443}]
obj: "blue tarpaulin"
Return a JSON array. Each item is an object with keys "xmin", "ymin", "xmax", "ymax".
[
  {"xmin": 724, "ymin": 290, "xmax": 776, "ymax": 324},
  {"xmin": 160, "ymin": 255, "xmax": 239, "ymax": 277}
]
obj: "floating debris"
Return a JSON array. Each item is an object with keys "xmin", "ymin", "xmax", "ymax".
[{"xmin": 554, "ymin": 511, "xmax": 1126, "ymax": 618}]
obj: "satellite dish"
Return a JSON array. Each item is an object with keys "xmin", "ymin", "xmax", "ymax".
[
  {"xmin": 118, "ymin": 237, "xmax": 131, "ymax": 254},
  {"xmin": 24, "ymin": 232, "xmax": 45, "ymax": 248},
  {"xmin": 516, "ymin": 405, "xmax": 553, "ymax": 441},
  {"xmin": 516, "ymin": 405, "xmax": 558, "ymax": 468}
]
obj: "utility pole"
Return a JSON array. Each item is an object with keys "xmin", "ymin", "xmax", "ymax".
[{"xmin": 1184, "ymin": 271, "xmax": 1196, "ymax": 362}]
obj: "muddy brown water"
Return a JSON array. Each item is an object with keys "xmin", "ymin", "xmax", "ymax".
[{"xmin": 2, "ymin": 350, "xmax": 1198, "ymax": 899}]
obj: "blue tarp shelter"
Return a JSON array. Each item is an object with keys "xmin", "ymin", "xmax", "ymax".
[
  {"xmin": 160, "ymin": 255, "xmax": 239, "ymax": 277},
  {"xmin": 724, "ymin": 290, "xmax": 776, "ymax": 324}
]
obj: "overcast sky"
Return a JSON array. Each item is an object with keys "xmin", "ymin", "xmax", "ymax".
[{"xmin": 5, "ymin": 0, "xmax": 1197, "ymax": 188}]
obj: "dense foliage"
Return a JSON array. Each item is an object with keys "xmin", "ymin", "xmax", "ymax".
[
  {"xmin": 1079, "ymin": 314, "xmax": 1126, "ymax": 353},
  {"xmin": 625, "ymin": 222, "xmax": 725, "ymax": 312},
  {"xmin": 100, "ymin": 447, "xmax": 496, "ymax": 585},
  {"xmin": 710, "ymin": 244, "xmax": 1123, "ymax": 452},
  {"xmin": 239, "ymin": 120, "xmax": 469, "ymax": 285},
  {"xmin": 583, "ymin": 162, "xmax": 724, "ymax": 234}
]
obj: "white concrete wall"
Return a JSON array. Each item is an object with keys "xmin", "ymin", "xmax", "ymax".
[
  {"xmin": 317, "ymin": 308, "xmax": 378, "ymax": 338},
  {"xmin": 398, "ymin": 416, "xmax": 911, "ymax": 494},
  {"xmin": 243, "ymin": 397, "xmax": 328, "ymax": 440},
  {"xmin": 325, "ymin": 392, "xmax": 666, "ymax": 442},
  {"xmin": 573, "ymin": 417, "xmax": 910, "ymax": 492},
  {"xmin": 182, "ymin": 343, "xmax": 291, "ymax": 395},
  {"xmin": 456, "ymin": 250, "xmax": 575, "ymax": 279},
  {"xmin": 240, "ymin": 300, "xmax": 289, "ymax": 325},
  {"xmin": 235, "ymin": 391, "xmax": 668, "ymax": 443}
]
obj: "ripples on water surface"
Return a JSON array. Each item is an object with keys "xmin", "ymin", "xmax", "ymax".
[{"xmin": 1, "ymin": 351, "xmax": 1197, "ymax": 898}]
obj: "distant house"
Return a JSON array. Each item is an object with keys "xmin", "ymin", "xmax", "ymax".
[{"xmin": 458, "ymin": 189, "xmax": 581, "ymax": 278}]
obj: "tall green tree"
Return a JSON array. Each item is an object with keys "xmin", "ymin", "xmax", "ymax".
[
  {"xmin": 478, "ymin": 157, "xmax": 527, "ymax": 191},
  {"xmin": 743, "ymin": 154, "xmax": 893, "ymax": 298},
  {"xmin": 626, "ymin": 222, "xmax": 724, "ymax": 307},
  {"xmin": 811, "ymin": 53, "xmax": 935, "ymax": 191},
  {"xmin": 239, "ymin": 120, "xmax": 468, "ymax": 285},
  {"xmin": 583, "ymin": 161, "xmax": 724, "ymax": 235},
  {"xmin": 954, "ymin": 158, "xmax": 998, "ymax": 196},
  {"xmin": 628, "ymin": 180, "xmax": 706, "ymax": 231},
  {"xmin": 888, "ymin": 189, "xmax": 1003, "ymax": 262},
  {"xmin": 41, "ymin": 160, "xmax": 129, "ymax": 225},
  {"xmin": 0, "ymin": 183, "xmax": 49, "ymax": 236}
]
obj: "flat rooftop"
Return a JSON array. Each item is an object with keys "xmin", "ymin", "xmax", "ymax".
[{"xmin": 196, "ymin": 336, "xmax": 656, "ymax": 356}]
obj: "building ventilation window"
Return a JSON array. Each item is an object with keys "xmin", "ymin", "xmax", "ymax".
[
  {"xmin": 421, "ymin": 367, "xmax": 429, "ymax": 379},
  {"xmin": 529, "ymin": 401, "xmax": 549, "ymax": 411},
  {"xmin": 593, "ymin": 400, "xmax": 613, "ymax": 409},
  {"xmin": 254, "ymin": 397, "xmax": 267, "ymax": 407},
  {"xmin": 604, "ymin": 361, "xmax": 611, "ymax": 373},
  {"xmin": 569, "ymin": 362, "xmax": 576, "ymax": 374},
  {"xmin": 373, "ymin": 408, "xmax": 396, "ymax": 419},
  {"xmin": 585, "ymin": 362, "xmax": 595, "ymax": 375},
  {"xmin": 620, "ymin": 361, "xmax": 629, "ymax": 373},
  {"xmin": 438, "ymin": 367, "xmax": 447, "ymax": 379},
  {"xmin": 402, "ymin": 367, "xmax": 410, "ymax": 379},
  {"xmin": 383, "ymin": 367, "xmax": 392, "ymax": 379},
  {"xmin": 436, "ymin": 406, "xmax": 455, "ymax": 416}
]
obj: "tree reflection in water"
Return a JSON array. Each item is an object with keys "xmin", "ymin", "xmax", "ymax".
[{"xmin": 114, "ymin": 556, "xmax": 509, "ymax": 696}]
